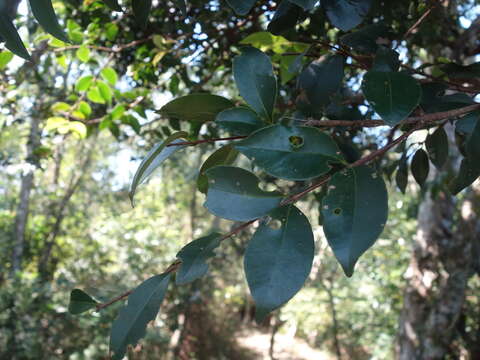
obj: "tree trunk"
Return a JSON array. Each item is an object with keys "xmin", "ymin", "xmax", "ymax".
[
  {"xmin": 397, "ymin": 186, "xmax": 479, "ymax": 359},
  {"xmin": 10, "ymin": 115, "xmax": 41, "ymax": 276}
]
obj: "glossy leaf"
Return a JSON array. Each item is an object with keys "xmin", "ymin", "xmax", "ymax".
[
  {"xmin": 215, "ymin": 107, "xmax": 264, "ymax": 136},
  {"xmin": 322, "ymin": 166, "xmax": 388, "ymax": 277},
  {"xmin": 29, "ymin": 0, "xmax": 69, "ymax": 43},
  {"xmin": 362, "ymin": 71, "xmax": 421, "ymax": 126},
  {"xmin": 233, "ymin": 47, "xmax": 277, "ymax": 121},
  {"xmin": 449, "ymin": 157, "xmax": 480, "ymax": 195},
  {"xmin": 110, "ymin": 274, "xmax": 170, "ymax": 360},
  {"xmin": 340, "ymin": 23, "xmax": 390, "ymax": 54},
  {"xmin": 465, "ymin": 113, "xmax": 480, "ymax": 159},
  {"xmin": 372, "ymin": 46, "xmax": 400, "ymax": 72},
  {"xmin": 297, "ymin": 55, "xmax": 345, "ymax": 113},
  {"xmin": 235, "ymin": 124, "xmax": 344, "ymax": 180},
  {"xmin": 197, "ymin": 144, "xmax": 238, "ymax": 194},
  {"xmin": 425, "ymin": 127, "xmax": 448, "ymax": 169},
  {"xmin": 160, "ymin": 94, "xmax": 234, "ymax": 123},
  {"xmin": 76, "ymin": 46, "xmax": 90, "ymax": 62},
  {"xmin": 244, "ymin": 205, "xmax": 314, "ymax": 322},
  {"xmin": 267, "ymin": 1, "xmax": 302, "ymax": 35},
  {"xmin": 225, "ymin": 0, "xmax": 256, "ymax": 15},
  {"xmin": 68, "ymin": 289, "xmax": 97, "ymax": 314},
  {"xmin": 0, "ymin": 14, "xmax": 30, "ymax": 60},
  {"xmin": 411, "ymin": 149, "xmax": 429, "ymax": 187},
  {"xmin": 396, "ymin": 154, "xmax": 408, "ymax": 194},
  {"xmin": 323, "ymin": 0, "xmax": 372, "ymax": 31},
  {"xmin": 129, "ymin": 131, "xmax": 188, "ymax": 205},
  {"xmin": 132, "ymin": 0, "xmax": 152, "ymax": 28},
  {"xmin": 176, "ymin": 233, "xmax": 222, "ymax": 285},
  {"xmin": 204, "ymin": 166, "xmax": 283, "ymax": 221}
]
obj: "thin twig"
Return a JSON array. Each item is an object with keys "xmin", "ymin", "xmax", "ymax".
[
  {"xmin": 304, "ymin": 103, "xmax": 480, "ymax": 128},
  {"xmin": 167, "ymin": 135, "xmax": 247, "ymax": 147},
  {"xmin": 403, "ymin": 5, "xmax": 436, "ymax": 40}
]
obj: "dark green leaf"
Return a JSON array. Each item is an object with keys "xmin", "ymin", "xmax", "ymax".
[
  {"xmin": 215, "ymin": 107, "xmax": 264, "ymax": 136},
  {"xmin": 176, "ymin": 233, "xmax": 222, "ymax": 285},
  {"xmin": 396, "ymin": 154, "xmax": 408, "ymax": 194},
  {"xmin": 362, "ymin": 71, "xmax": 421, "ymax": 126},
  {"xmin": 449, "ymin": 157, "xmax": 480, "ymax": 195},
  {"xmin": 204, "ymin": 166, "xmax": 283, "ymax": 221},
  {"xmin": 233, "ymin": 47, "xmax": 277, "ymax": 121},
  {"xmin": 0, "ymin": 14, "xmax": 30, "ymax": 60},
  {"xmin": 340, "ymin": 23, "xmax": 390, "ymax": 54},
  {"xmin": 29, "ymin": 0, "xmax": 69, "ymax": 43},
  {"xmin": 225, "ymin": 0, "xmax": 256, "ymax": 15},
  {"xmin": 288, "ymin": 0, "xmax": 317, "ymax": 11},
  {"xmin": 132, "ymin": 0, "xmax": 152, "ymax": 28},
  {"xmin": 321, "ymin": 165, "xmax": 388, "ymax": 277},
  {"xmin": 129, "ymin": 131, "xmax": 188, "ymax": 205},
  {"xmin": 411, "ymin": 149, "xmax": 429, "ymax": 187},
  {"xmin": 465, "ymin": 113, "xmax": 480, "ymax": 159},
  {"xmin": 372, "ymin": 46, "xmax": 400, "ymax": 72},
  {"xmin": 440, "ymin": 62, "xmax": 480, "ymax": 79},
  {"xmin": 425, "ymin": 127, "xmax": 448, "ymax": 169},
  {"xmin": 297, "ymin": 55, "xmax": 345, "ymax": 114},
  {"xmin": 103, "ymin": 0, "xmax": 123, "ymax": 11},
  {"xmin": 244, "ymin": 205, "xmax": 314, "ymax": 322},
  {"xmin": 323, "ymin": 0, "xmax": 372, "ymax": 31},
  {"xmin": 110, "ymin": 274, "xmax": 170, "ymax": 360},
  {"xmin": 267, "ymin": 1, "xmax": 302, "ymax": 35},
  {"xmin": 235, "ymin": 124, "xmax": 344, "ymax": 180},
  {"xmin": 197, "ymin": 144, "xmax": 238, "ymax": 194},
  {"xmin": 455, "ymin": 112, "xmax": 478, "ymax": 136},
  {"xmin": 68, "ymin": 289, "xmax": 97, "ymax": 314},
  {"xmin": 160, "ymin": 94, "xmax": 234, "ymax": 123}
]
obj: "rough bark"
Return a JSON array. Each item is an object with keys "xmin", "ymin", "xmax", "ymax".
[
  {"xmin": 397, "ymin": 186, "xmax": 479, "ymax": 359},
  {"xmin": 10, "ymin": 115, "xmax": 41, "ymax": 276}
]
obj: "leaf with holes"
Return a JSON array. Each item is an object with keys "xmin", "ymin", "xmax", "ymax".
[
  {"xmin": 233, "ymin": 47, "xmax": 277, "ymax": 121},
  {"xmin": 110, "ymin": 274, "xmax": 170, "ymax": 360},
  {"xmin": 244, "ymin": 205, "xmax": 314, "ymax": 322},
  {"xmin": 160, "ymin": 94, "xmax": 234, "ymax": 123},
  {"xmin": 197, "ymin": 144, "xmax": 238, "ymax": 194},
  {"xmin": 176, "ymin": 233, "xmax": 222, "ymax": 285},
  {"xmin": 235, "ymin": 124, "xmax": 344, "ymax": 180},
  {"xmin": 225, "ymin": 0, "xmax": 256, "ymax": 15},
  {"xmin": 323, "ymin": 0, "xmax": 372, "ymax": 31},
  {"xmin": 204, "ymin": 166, "xmax": 283, "ymax": 221},
  {"xmin": 321, "ymin": 166, "xmax": 388, "ymax": 277},
  {"xmin": 426, "ymin": 127, "xmax": 449, "ymax": 169},
  {"xmin": 297, "ymin": 55, "xmax": 345, "ymax": 114},
  {"xmin": 129, "ymin": 131, "xmax": 188, "ymax": 205},
  {"xmin": 362, "ymin": 71, "xmax": 421, "ymax": 126},
  {"xmin": 68, "ymin": 289, "xmax": 98, "ymax": 314},
  {"xmin": 132, "ymin": 0, "xmax": 152, "ymax": 28},
  {"xmin": 216, "ymin": 107, "xmax": 265, "ymax": 136},
  {"xmin": 411, "ymin": 149, "xmax": 429, "ymax": 187},
  {"xmin": 29, "ymin": 0, "xmax": 69, "ymax": 43}
]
